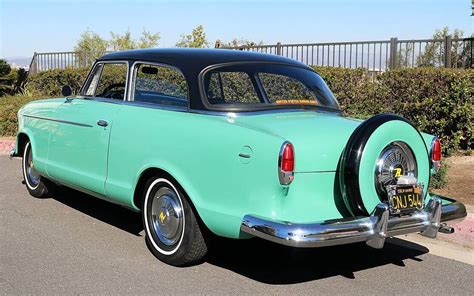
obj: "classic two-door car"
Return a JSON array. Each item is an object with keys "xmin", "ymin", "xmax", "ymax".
[{"xmin": 11, "ymin": 48, "xmax": 466, "ymax": 266}]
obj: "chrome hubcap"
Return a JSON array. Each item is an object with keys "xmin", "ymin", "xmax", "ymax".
[
  {"xmin": 375, "ymin": 141, "xmax": 417, "ymax": 196},
  {"xmin": 26, "ymin": 145, "xmax": 40, "ymax": 187},
  {"xmin": 151, "ymin": 188, "xmax": 183, "ymax": 246}
]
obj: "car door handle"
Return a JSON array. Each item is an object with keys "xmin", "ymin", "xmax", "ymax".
[{"xmin": 97, "ymin": 120, "xmax": 109, "ymax": 127}]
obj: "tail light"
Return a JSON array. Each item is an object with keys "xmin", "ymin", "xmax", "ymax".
[
  {"xmin": 279, "ymin": 141, "xmax": 294, "ymax": 185},
  {"xmin": 431, "ymin": 137, "xmax": 441, "ymax": 173}
]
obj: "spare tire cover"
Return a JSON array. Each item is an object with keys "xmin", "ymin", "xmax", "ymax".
[{"xmin": 339, "ymin": 114, "xmax": 430, "ymax": 216}]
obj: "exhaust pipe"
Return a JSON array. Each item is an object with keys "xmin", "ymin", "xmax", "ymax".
[{"xmin": 438, "ymin": 223, "xmax": 455, "ymax": 234}]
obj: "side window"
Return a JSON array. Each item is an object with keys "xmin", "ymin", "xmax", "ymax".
[
  {"xmin": 133, "ymin": 63, "xmax": 188, "ymax": 107},
  {"xmin": 82, "ymin": 63, "xmax": 128, "ymax": 100}
]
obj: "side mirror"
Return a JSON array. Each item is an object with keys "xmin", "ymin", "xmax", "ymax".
[{"xmin": 61, "ymin": 85, "xmax": 72, "ymax": 97}]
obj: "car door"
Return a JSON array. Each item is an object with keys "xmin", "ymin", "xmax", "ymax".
[{"xmin": 46, "ymin": 61, "xmax": 128, "ymax": 196}]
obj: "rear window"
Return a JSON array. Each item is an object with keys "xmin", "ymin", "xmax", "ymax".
[{"xmin": 202, "ymin": 63, "xmax": 339, "ymax": 111}]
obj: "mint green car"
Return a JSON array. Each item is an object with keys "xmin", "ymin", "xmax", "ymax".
[{"xmin": 12, "ymin": 49, "xmax": 466, "ymax": 266}]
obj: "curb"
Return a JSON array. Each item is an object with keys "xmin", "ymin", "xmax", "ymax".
[
  {"xmin": 0, "ymin": 139, "xmax": 15, "ymax": 155},
  {"xmin": 438, "ymin": 213, "xmax": 474, "ymax": 248}
]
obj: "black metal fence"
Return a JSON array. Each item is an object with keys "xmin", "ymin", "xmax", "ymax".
[
  {"xmin": 221, "ymin": 36, "xmax": 473, "ymax": 74},
  {"xmin": 28, "ymin": 36, "xmax": 473, "ymax": 74}
]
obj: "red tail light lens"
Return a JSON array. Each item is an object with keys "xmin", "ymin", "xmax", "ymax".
[
  {"xmin": 279, "ymin": 142, "xmax": 294, "ymax": 185},
  {"xmin": 431, "ymin": 138, "xmax": 441, "ymax": 173},
  {"xmin": 432, "ymin": 138, "xmax": 441, "ymax": 161},
  {"xmin": 281, "ymin": 143, "xmax": 294, "ymax": 172}
]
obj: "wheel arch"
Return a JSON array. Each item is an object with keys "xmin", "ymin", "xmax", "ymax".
[
  {"xmin": 132, "ymin": 166, "xmax": 215, "ymax": 235},
  {"xmin": 15, "ymin": 132, "xmax": 31, "ymax": 157}
]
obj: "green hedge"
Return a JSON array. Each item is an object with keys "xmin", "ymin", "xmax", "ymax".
[
  {"xmin": 0, "ymin": 95, "xmax": 44, "ymax": 136},
  {"xmin": 313, "ymin": 66, "xmax": 473, "ymax": 155},
  {"xmin": 25, "ymin": 67, "xmax": 89, "ymax": 96},
  {"xmin": 19, "ymin": 66, "xmax": 474, "ymax": 155}
]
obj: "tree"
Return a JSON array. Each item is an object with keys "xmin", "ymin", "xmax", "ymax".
[
  {"xmin": 175, "ymin": 25, "xmax": 209, "ymax": 48},
  {"xmin": 138, "ymin": 29, "xmax": 161, "ymax": 48},
  {"xmin": 0, "ymin": 60, "xmax": 27, "ymax": 96},
  {"xmin": 0, "ymin": 59, "xmax": 12, "ymax": 96},
  {"xmin": 416, "ymin": 27, "xmax": 464, "ymax": 67},
  {"xmin": 74, "ymin": 29, "xmax": 160, "ymax": 65},
  {"xmin": 395, "ymin": 43, "xmax": 414, "ymax": 68},
  {"xmin": 217, "ymin": 38, "xmax": 263, "ymax": 48},
  {"xmin": 109, "ymin": 30, "xmax": 136, "ymax": 51},
  {"xmin": 74, "ymin": 29, "xmax": 109, "ymax": 63}
]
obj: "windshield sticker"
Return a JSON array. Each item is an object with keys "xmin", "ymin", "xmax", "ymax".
[{"xmin": 275, "ymin": 100, "xmax": 318, "ymax": 105}]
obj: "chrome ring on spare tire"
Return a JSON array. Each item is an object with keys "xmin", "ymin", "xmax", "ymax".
[
  {"xmin": 375, "ymin": 141, "xmax": 418, "ymax": 199},
  {"xmin": 24, "ymin": 143, "xmax": 40, "ymax": 189},
  {"xmin": 150, "ymin": 187, "xmax": 184, "ymax": 247}
]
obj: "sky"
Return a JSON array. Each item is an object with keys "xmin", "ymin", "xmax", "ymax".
[{"xmin": 0, "ymin": 0, "xmax": 472, "ymax": 58}]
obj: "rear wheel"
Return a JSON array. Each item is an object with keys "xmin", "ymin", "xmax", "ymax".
[
  {"xmin": 142, "ymin": 177, "xmax": 209, "ymax": 266},
  {"xmin": 22, "ymin": 141, "xmax": 56, "ymax": 198}
]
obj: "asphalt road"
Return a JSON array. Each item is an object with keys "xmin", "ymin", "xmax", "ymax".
[{"xmin": 1, "ymin": 155, "xmax": 473, "ymax": 295}]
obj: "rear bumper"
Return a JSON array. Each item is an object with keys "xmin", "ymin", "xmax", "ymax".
[{"xmin": 240, "ymin": 195, "xmax": 466, "ymax": 249}]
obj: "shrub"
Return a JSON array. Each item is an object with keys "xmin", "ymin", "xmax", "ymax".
[
  {"xmin": 313, "ymin": 66, "xmax": 473, "ymax": 155},
  {"xmin": 0, "ymin": 95, "xmax": 43, "ymax": 136},
  {"xmin": 25, "ymin": 67, "xmax": 89, "ymax": 96},
  {"xmin": 429, "ymin": 162, "xmax": 449, "ymax": 189}
]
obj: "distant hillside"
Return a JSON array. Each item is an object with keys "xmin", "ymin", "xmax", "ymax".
[{"xmin": 4, "ymin": 57, "xmax": 32, "ymax": 69}]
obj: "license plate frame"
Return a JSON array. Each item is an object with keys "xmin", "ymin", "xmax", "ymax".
[{"xmin": 386, "ymin": 183, "xmax": 424, "ymax": 214}]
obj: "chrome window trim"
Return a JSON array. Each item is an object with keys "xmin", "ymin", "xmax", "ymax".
[
  {"xmin": 79, "ymin": 60, "xmax": 130, "ymax": 103},
  {"xmin": 197, "ymin": 61, "xmax": 342, "ymax": 113},
  {"xmin": 128, "ymin": 60, "xmax": 190, "ymax": 110},
  {"xmin": 123, "ymin": 100, "xmax": 188, "ymax": 113},
  {"xmin": 188, "ymin": 107, "xmax": 343, "ymax": 117}
]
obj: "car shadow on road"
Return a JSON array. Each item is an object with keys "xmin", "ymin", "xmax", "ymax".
[
  {"xmin": 51, "ymin": 186, "xmax": 429, "ymax": 284},
  {"xmin": 206, "ymin": 236, "xmax": 428, "ymax": 285},
  {"xmin": 52, "ymin": 186, "xmax": 144, "ymax": 236}
]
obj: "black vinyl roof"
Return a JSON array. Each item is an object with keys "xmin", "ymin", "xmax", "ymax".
[
  {"xmin": 97, "ymin": 48, "xmax": 317, "ymax": 111},
  {"xmin": 98, "ymin": 48, "xmax": 310, "ymax": 71}
]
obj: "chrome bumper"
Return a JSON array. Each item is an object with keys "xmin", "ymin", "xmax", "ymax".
[{"xmin": 240, "ymin": 196, "xmax": 466, "ymax": 249}]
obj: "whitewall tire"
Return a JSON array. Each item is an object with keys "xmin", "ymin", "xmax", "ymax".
[{"xmin": 142, "ymin": 176, "xmax": 209, "ymax": 266}]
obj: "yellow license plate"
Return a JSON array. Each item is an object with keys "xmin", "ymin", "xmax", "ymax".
[{"xmin": 390, "ymin": 186, "xmax": 423, "ymax": 211}]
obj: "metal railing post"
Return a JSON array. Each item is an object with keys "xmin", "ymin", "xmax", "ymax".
[
  {"xmin": 444, "ymin": 35, "xmax": 452, "ymax": 68},
  {"xmin": 28, "ymin": 52, "xmax": 37, "ymax": 74},
  {"xmin": 389, "ymin": 37, "xmax": 398, "ymax": 69},
  {"xmin": 276, "ymin": 42, "xmax": 282, "ymax": 56}
]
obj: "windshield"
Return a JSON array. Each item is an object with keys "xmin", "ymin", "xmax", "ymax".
[{"xmin": 201, "ymin": 63, "xmax": 340, "ymax": 111}]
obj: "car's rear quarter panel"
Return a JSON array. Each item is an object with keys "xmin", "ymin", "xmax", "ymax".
[{"xmin": 106, "ymin": 106, "xmax": 287, "ymax": 238}]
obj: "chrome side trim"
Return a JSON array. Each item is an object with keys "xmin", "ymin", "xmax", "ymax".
[
  {"xmin": 240, "ymin": 196, "xmax": 466, "ymax": 249},
  {"xmin": 23, "ymin": 114, "xmax": 93, "ymax": 128}
]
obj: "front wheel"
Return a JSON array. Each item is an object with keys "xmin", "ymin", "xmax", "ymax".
[
  {"xmin": 22, "ymin": 141, "xmax": 56, "ymax": 198},
  {"xmin": 142, "ymin": 177, "xmax": 209, "ymax": 266}
]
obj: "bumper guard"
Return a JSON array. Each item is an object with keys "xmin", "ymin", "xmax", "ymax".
[{"xmin": 240, "ymin": 196, "xmax": 466, "ymax": 249}]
